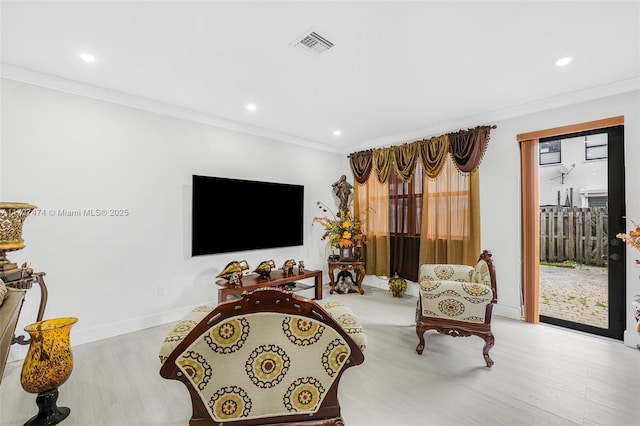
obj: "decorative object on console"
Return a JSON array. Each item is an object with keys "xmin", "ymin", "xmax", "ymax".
[
  {"xmin": 253, "ymin": 259, "xmax": 276, "ymax": 278},
  {"xmin": 313, "ymin": 201, "xmax": 367, "ymax": 252},
  {"xmin": 0, "ymin": 202, "xmax": 37, "ymax": 282},
  {"xmin": 21, "ymin": 317, "xmax": 77, "ymax": 426},
  {"xmin": 388, "ymin": 272, "xmax": 407, "ymax": 298},
  {"xmin": 281, "ymin": 259, "xmax": 296, "ymax": 276},
  {"xmin": 215, "ymin": 260, "xmax": 250, "ymax": 281},
  {"xmin": 298, "ymin": 260, "xmax": 305, "ymax": 273}
]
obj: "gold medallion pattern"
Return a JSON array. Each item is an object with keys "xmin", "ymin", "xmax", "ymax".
[
  {"xmin": 282, "ymin": 317, "xmax": 324, "ymax": 346},
  {"xmin": 165, "ymin": 320, "xmax": 198, "ymax": 343},
  {"xmin": 205, "ymin": 318, "xmax": 249, "ymax": 354},
  {"xmin": 178, "ymin": 351, "xmax": 212, "ymax": 390},
  {"xmin": 461, "ymin": 282, "xmax": 490, "ymax": 297},
  {"xmin": 434, "ymin": 265, "xmax": 455, "ymax": 280},
  {"xmin": 283, "ymin": 377, "xmax": 325, "ymax": 412},
  {"xmin": 209, "ymin": 386, "xmax": 252, "ymax": 419},
  {"xmin": 322, "ymin": 339, "xmax": 349, "ymax": 377},
  {"xmin": 438, "ymin": 299, "xmax": 465, "ymax": 316},
  {"xmin": 245, "ymin": 344, "xmax": 290, "ymax": 388},
  {"xmin": 419, "ymin": 277, "xmax": 440, "ymax": 292}
]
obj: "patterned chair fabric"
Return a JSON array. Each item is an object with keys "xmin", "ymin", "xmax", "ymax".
[
  {"xmin": 416, "ymin": 250, "xmax": 497, "ymax": 367},
  {"xmin": 160, "ymin": 288, "xmax": 365, "ymax": 425},
  {"xmin": 418, "ymin": 260, "xmax": 494, "ymax": 323}
]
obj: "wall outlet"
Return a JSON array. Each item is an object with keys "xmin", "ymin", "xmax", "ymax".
[{"xmin": 157, "ymin": 283, "xmax": 168, "ymax": 296}]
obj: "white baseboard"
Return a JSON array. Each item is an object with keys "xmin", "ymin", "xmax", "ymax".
[{"xmin": 7, "ymin": 300, "xmax": 215, "ymax": 363}]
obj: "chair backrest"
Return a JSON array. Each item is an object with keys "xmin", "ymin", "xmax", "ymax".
[
  {"xmin": 160, "ymin": 287, "xmax": 364, "ymax": 425},
  {"xmin": 473, "ymin": 250, "xmax": 497, "ymax": 303}
]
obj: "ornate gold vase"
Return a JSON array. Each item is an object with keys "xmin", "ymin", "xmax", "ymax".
[
  {"xmin": 0, "ymin": 202, "xmax": 37, "ymax": 281},
  {"xmin": 21, "ymin": 317, "xmax": 78, "ymax": 426},
  {"xmin": 388, "ymin": 272, "xmax": 407, "ymax": 298}
]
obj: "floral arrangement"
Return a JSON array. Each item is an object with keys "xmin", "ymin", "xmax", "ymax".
[
  {"xmin": 313, "ymin": 202, "xmax": 366, "ymax": 249},
  {"xmin": 617, "ymin": 217, "xmax": 640, "ymax": 251}
]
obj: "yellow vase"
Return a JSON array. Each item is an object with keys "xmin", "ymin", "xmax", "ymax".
[{"xmin": 21, "ymin": 317, "xmax": 77, "ymax": 426}]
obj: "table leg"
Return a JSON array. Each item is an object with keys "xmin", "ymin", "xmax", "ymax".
[
  {"xmin": 315, "ymin": 274, "xmax": 323, "ymax": 300},
  {"xmin": 329, "ymin": 268, "xmax": 337, "ymax": 294},
  {"xmin": 355, "ymin": 266, "xmax": 365, "ymax": 294}
]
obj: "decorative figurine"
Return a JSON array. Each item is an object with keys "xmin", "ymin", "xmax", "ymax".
[
  {"xmin": 337, "ymin": 280, "xmax": 351, "ymax": 294},
  {"xmin": 332, "ymin": 174, "xmax": 353, "ymax": 215},
  {"xmin": 282, "ymin": 259, "xmax": 296, "ymax": 276},
  {"xmin": 298, "ymin": 261, "xmax": 305, "ymax": 274},
  {"xmin": 253, "ymin": 260, "xmax": 276, "ymax": 278},
  {"xmin": 388, "ymin": 272, "xmax": 407, "ymax": 298},
  {"xmin": 228, "ymin": 272, "xmax": 241, "ymax": 287},
  {"xmin": 216, "ymin": 260, "xmax": 250, "ymax": 281}
]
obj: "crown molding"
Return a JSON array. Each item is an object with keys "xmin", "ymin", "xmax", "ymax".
[
  {"xmin": 2, "ymin": 63, "xmax": 637, "ymax": 156},
  {"xmin": 0, "ymin": 64, "xmax": 342, "ymax": 154},
  {"xmin": 350, "ymin": 76, "xmax": 640, "ymax": 153}
]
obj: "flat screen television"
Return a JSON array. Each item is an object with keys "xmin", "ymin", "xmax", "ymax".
[{"xmin": 191, "ymin": 175, "xmax": 304, "ymax": 255}]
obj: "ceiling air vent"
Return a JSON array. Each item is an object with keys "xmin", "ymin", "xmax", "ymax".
[{"xmin": 291, "ymin": 29, "xmax": 334, "ymax": 55}]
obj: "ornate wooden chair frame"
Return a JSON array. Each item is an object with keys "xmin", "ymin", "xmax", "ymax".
[
  {"xmin": 415, "ymin": 250, "xmax": 497, "ymax": 367},
  {"xmin": 160, "ymin": 287, "xmax": 364, "ymax": 425}
]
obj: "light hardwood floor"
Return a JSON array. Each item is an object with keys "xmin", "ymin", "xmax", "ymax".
[{"xmin": 1, "ymin": 285, "xmax": 638, "ymax": 426}]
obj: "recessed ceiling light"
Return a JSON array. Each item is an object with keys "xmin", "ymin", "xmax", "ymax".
[
  {"xmin": 246, "ymin": 104, "xmax": 257, "ymax": 111},
  {"xmin": 555, "ymin": 56, "xmax": 572, "ymax": 67},
  {"xmin": 333, "ymin": 130, "xmax": 341, "ymax": 136},
  {"xmin": 79, "ymin": 52, "xmax": 96, "ymax": 63}
]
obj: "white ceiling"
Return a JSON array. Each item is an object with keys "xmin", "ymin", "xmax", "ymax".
[{"xmin": 2, "ymin": 1, "xmax": 639, "ymax": 154}]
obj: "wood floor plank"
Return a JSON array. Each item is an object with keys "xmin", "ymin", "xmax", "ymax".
[{"xmin": 1, "ymin": 285, "xmax": 638, "ymax": 426}]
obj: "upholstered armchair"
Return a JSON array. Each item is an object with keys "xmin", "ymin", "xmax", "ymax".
[
  {"xmin": 415, "ymin": 249, "xmax": 497, "ymax": 367},
  {"xmin": 160, "ymin": 287, "xmax": 365, "ymax": 425}
]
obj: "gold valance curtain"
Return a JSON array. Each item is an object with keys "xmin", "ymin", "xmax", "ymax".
[{"xmin": 349, "ymin": 125, "xmax": 495, "ymax": 183}]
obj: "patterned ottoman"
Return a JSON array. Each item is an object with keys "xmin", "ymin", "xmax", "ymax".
[{"xmin": 323, "ymin": 299, "xmax": 367, "ymax": 351}]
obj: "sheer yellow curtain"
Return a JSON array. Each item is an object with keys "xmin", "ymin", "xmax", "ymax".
[
  {"xmin": 419, "ymin": 155, "xmax": 479, "ymax": 266},
  {"xmin": 355, "ymin": 178, "xmax": 389, "ymax": 276}
]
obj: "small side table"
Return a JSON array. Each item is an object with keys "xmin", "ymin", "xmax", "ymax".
[
  {"xmin": 328, "ymin": 260, "xmax": 365, "ymax": 295},
  {"xmin": 5, "ymin": 272, "xmax": 48, "ymax": 345}
]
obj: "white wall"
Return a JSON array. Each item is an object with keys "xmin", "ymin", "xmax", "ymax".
[
  {"xmin": 478, "ymin": 90, "xmax": 640, "ymax": 348},
  {"xmin": 0, "ymin": 79, "xmax": 349, "ymax": 361},
  {"xmin": 2, "ymin": 79, "xmax": 639, "ymax": 360}
]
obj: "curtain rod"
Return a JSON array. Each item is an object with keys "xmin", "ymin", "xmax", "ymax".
[{"xmin": 348, "ymin": 124, "xmax": 497, "ymax": 157}]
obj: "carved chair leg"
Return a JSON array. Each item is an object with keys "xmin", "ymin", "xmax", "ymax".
[
  {"xmin": 482, "ymin": 333, "xmax": 495, "ymax": 367},
  {"xmin": 416, "ymin": 327, "xmax": 426, "ymax": 354}
]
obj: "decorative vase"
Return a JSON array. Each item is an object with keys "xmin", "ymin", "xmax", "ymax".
[
  {"xmin": 388, "ymin": 272, "xmax": 407, "ymax": 298},
  {"xmin": 21, "ymin": 317, "xmax": 78, "ymax": 426},
  {"xmin": 339, "ymin": 246, "xmax": 353, "ymax": 261},
  {"xmin": 0, "ymin": 202, "xmax": 37, "ymax": 282}
]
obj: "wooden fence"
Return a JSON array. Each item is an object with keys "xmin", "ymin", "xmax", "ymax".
[{"xmin": 539, "ymin": 206, "xmax": 608, "ymax": 266}]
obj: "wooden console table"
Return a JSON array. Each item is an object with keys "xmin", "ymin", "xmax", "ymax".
[
  {"xmin": 215, "ymin": 268, "xmax": 322, "ymax": 302},
  {"xmin": 5, "ymin": 272, "xmax": 48, "ymax": 345},
  {"xmin": 328, "ymin": 260, "xmax": 365, "ymax": 295}
]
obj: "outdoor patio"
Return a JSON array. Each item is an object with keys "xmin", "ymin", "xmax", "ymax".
[{"xmin": 539, "ymin": 263, "xmax": 608, "ymax": 329}]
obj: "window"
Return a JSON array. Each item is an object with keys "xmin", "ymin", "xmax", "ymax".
[
  {"xmin": 539, "ymin": 140, "xmax": 561, "ymax": 165},
  {"xmin": 585, "ymin": 133, "xmax": 608, "ymax": 160},
  {"xmin": 389, "ymin": 165, "xmax": 422, "ymax": 236}
]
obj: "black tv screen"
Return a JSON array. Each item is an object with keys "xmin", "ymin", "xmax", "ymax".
[{"xmin": 192, "ymin": 175, "xmax": 304, "ymax": 255}]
